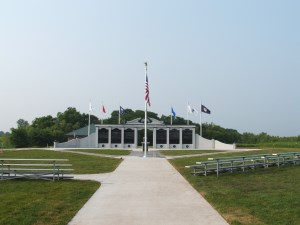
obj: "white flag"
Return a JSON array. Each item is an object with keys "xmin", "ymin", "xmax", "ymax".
[
  {"xmin": 187, "ymin": 104, "xmax": 198, "ymax": 115},
  {"xmin": 89, "ymin": 102, "xmax": 93, "ymax": 112}
]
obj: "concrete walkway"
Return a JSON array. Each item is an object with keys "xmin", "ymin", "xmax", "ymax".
[{"xmin": 68, "ymin": 150, "xmax": 228, "ymax": 225}]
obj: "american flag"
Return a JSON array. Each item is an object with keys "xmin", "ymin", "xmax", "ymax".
[{"xmin": 145, "ymin": 74, "xmax": 151, "ymax": 107}]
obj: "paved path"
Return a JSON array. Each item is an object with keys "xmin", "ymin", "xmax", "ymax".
[{"xmin": 68, "ymin": 150, "xmax": 228, "ymax": 225}]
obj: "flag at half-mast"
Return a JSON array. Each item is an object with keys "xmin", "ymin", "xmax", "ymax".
[
  {"xmin": 120, "ymin": 106, "xmax": 127, "ymax": 115},
  {"xmin": 187, "ymin": 103, "xmax": 198, "ymax": 114},
  {"xmin": 145, "ymin": 68, "xmax": 151, "ymax": 106},
  {"xmin": 89, "ymin": 102, "xmax": 93, "ymax": 112},
  {"xmin": 171, "ymin": 107, "xmax": 176, "ymax": 118},
  {"xmin": 201, "ymin": 104, "xmax": 211, "ymax": 114}
]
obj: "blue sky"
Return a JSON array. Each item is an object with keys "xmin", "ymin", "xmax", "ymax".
[{"xmin": 0, "ymin": 0, "xmax": 299, "ymax": 136}]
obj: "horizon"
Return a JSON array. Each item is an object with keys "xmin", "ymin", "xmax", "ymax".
[{"xmin": 2, "ymin": 106, "xmax": 299, "ymax": 138}]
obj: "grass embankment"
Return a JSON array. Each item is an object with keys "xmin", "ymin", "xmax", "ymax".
[
  {"xmin": 64, "ymin": 149, "xmax": 131, "ymax": 156},
  {"xmin": 160, "ymin": 150, "xmax": 223, "ymax": 156},
  {"xmin": 0, "ymin": 149, "xmax": 123, "ymax": 225},
  {"xmin": 170, "ymin": 149, "xmax": 300, "ymax": 225},
  {"xmin": 1, "ymin": 149, "xmax": 123, "ymax": 174}
]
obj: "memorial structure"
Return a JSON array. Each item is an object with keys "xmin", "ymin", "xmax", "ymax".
[
  {"xmin": 55, "ymin": 117, "xmax": 235, "ymax": 150},
  {"xmin": 96, "ymin": 118, "xmax": 195, "ymax": 149}
]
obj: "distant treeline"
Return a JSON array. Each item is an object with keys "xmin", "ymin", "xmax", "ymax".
[
  {"xmin": 1, "ymin": 107, "xmax": 299, "ymax": 148},
  {"xmin": 0, "ymin": 131, "xmax": 10, "ymax": 137}
]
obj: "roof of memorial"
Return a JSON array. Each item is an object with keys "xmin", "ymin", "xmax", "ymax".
[{"xmin": 126, "ymin": 117, "xmax": 164, "ymax": 125}]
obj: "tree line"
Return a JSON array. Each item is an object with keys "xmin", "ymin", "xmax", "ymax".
[{"xmin": 1, "ymin": 107, "xmax": 299, "ymax": 148}]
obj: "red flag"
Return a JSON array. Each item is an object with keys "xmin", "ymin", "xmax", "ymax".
[{"xmin": 102, "ymin": 105, "xmax": 106, "ymax": 113}]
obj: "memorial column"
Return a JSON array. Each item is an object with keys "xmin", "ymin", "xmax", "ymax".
[
  {"xmin": 179, "ymin": 127, "xmax": 183, "ymax": 149},
  {"xmin": 134, "ymin": 128, "xmax": 138, "ymax": 149},
  {"xmin": 167, "ymin": 127, "xmax": 170, "ymax": 149},
  {"xmin": 108, "ymin": 127, "xmax": 112, "ymax": 148},
  {"xmin": 121, "ymin": 127, "xmax": 124, "ymax": 148},
  {"xmin": 153, "ymin": 128, "xmax": 157, "ymax": 149},
  {"xmin": 192, "ymin": 128, "xmax": 195, "ymax": 149}
]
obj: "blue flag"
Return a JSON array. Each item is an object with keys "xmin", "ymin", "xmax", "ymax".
[{"xmin": 171, "ymin": 107, "xmax": 176, "ymax": 118}]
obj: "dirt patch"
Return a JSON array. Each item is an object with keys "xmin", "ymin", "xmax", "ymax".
[{"xmin": 223, "ymin": 207, "xmax": 264, "ymax": 225}]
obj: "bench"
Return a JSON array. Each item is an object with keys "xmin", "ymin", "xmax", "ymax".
[
  {"xmin": 186, "ymin": 152, "xmax": 300, "ymax": 177},
  {"xmin": 0, "ymin": 158, "xmax": 74, "ymax": 181},
  {"xmin": 205, "ymin": 156, "xmax": 267, "ymax": 176},
  {"xmin": 185, "ymin": 161, "xmax": 219, "ymax": 176},
  {"xmin": 271, "ymin": 153, "xmax": 300, "ymax": 167}
]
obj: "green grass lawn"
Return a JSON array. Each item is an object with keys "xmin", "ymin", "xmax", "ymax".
[
  {"xmin": 238, "ymin": 142, "xmax": 300, "ymax": 149},
  {"xmin": 1, "ymin": 149, "xmax": 122, "ymax": 174},
  {"xmin": 0, "ymin": 149, "xmax": 123, "ymax": 225},
  {"xmin": 64, "ymin": 149, "xmax": 131, "ymax": 155},
  {"xmin": 0, "ymin": 180, "xmax": 99, "ymax": 225},
  {"xmin": 170, "ymin": 148, "xmax": 300, "ymax": 225},
  {"xmin": 160, "ymin": 150, "xmax": 224, "ymax": 156}
]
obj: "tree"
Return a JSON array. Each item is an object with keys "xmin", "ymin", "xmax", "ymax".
[
  {"xmin": 239, "ymin": 132, "xmax": 258, "ymax": 144},
  {"xmin": 9, "ymin": 108, "xmax": 95, "ymax": 147},
  {"xmin": 0, "ymin": 135, "xmax": 13, "ymax": 148},
  {"xmin": 56, "ymin": 107, "xmax": 83, "ymax": 132},
  {"xmin": 9, "ymin": 106, "xmax": 298, "ymax": 148},
  {"xmin": 0, "ymin": 131, "xmax": 10, "ymax": 137},
  {"xmin": 160, "ymin": 114, "xmax": 187, "ymax": 125},
  {"xmin": 32, "ymin": 116, "xmax": 55, "ymax": 129},
  {"xmin": 104, "ymin": 109, "xmax": 159, "ymax": 124},
  {"xmin": 27, "ymin": 127, "xmax": 52, "ymax": 147},
  {"xmin": 201, "ymin": 123, "xmax": 240, "ymax": 144},
  {"xmin": 17, "ymin": 119, "xmax": 29, "ymax": 129},
  {"xmin": 10, "ymin": 128, "xmax": 29, "ymax": 148},
  {"xmin": 257, "ymin": 132, "xmax": 271, "ymax": 143}
]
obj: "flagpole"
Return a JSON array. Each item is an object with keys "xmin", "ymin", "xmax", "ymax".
[
  {"xmin": 171, "ymin": 105, "xmax": 173, "ymax": 125},
  {"xmin": 144, "ymin": 62, "xmax": 148, "ymax": 158},
  {"xmin": 88, "ymin": 113, "xmax": 90, "ymax": 136},
  {"xmin": 187, "ymin": 102, "xmax": 189, "ymax": 125},
  {"xmin": 88, "ymin": 101, "xmax": 91, "ymax": 136},
  {"xmin": 200, "ymin": 101, "xmax": 203, "ymax": 136},
  {"xmin": 101, "ymin": 102, "xmax": 103, "ymax": 125},
  {"xmin": 119, "ymin": 105, "xmax": 121, "ymax": 124}
]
